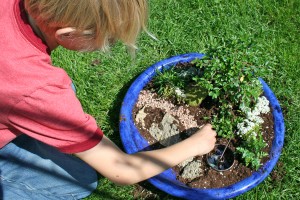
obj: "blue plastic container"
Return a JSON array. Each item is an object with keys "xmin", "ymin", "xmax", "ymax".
[{"xmin": 119, "ymin": 53, "xmax": 285, "ymax": 200}]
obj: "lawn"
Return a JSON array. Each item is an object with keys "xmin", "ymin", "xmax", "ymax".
[{"xmin": 51, "ymin": 0, "xmax": 299, "ymax": 199}]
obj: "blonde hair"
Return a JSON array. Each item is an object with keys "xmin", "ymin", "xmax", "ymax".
[{"xmin": 25, "ymin": 0, "xmax": 148, "ymax": 51}]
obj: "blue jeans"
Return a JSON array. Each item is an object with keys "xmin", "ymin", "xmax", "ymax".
[{"xmin": 0, "ymin": 135, "xmax": 98, "ymax": 200}]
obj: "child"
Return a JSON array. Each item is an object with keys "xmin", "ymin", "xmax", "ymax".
[{"xmin": 0, "ymin": 0, "xmax": 217, "ymax": 199}]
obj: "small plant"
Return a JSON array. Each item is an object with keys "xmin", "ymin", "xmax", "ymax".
[
  {"xmin": 236, "ymin": 134, "xmax": 268, "ymax": 170},
  {"xmin": 152, "ymin": 68, "xmax": 189, "ymax": 103},
  {"xmin": 151, "ymin": 37, "xmax": 274, "ymax": 169},
  {"xmin": 152, "ymin": 66, "xmax": 206, "ymax": 105}
]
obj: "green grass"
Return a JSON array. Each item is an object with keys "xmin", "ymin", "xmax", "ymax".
[{"xmin": 51, "ymin": 0, "xmax": 300, "ymax": 199}]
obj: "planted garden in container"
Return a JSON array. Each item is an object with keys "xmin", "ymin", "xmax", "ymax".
[{"xmin": 120, "ymin": 38, "xmax": 284, "ymax": 199}]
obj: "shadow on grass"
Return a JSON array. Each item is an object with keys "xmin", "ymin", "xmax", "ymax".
[
  {"xmin": 107, "ymin": 73, "xmax": 141, "ymax": 147},
  {"xmin": 88, "ymin": 180, "xmax": 180, "ymax": 200},
  {"xmin": 133, "ymin": 180, "xmax": 182, "ymax": 200}
]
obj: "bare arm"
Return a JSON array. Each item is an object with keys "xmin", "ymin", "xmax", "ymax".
[{"xmin": 75, "ymin": 124, "xmax": 216, "ymax": 185}]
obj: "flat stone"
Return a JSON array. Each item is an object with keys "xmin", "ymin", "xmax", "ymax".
[
  {"xmin": 149, "ymin": 113, "xmax": 182, "ymax": 146},
  {"xmin": 181, "ymin": 160, "xmax": 203, "ymax": 180}
]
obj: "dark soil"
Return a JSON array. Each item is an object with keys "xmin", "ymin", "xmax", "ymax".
[{"xmin": 132, "ymin": 94, "xmax": 274, "ymax": 188}]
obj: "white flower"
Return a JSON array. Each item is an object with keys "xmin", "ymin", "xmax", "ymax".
[
  {"xmin": 240, "ymin": 103, "xmax": 251, "ymax": 113},
  {"xmin": 256, "ymin": 96, "xmax": 270, "ymax": 114},
  {"xmin": 237, "ymin": 96, "xmax": 270, "ymax": 139},
  {"xmin": 174, "ymin": 87, "xmax": 186, "ymax": 98}
]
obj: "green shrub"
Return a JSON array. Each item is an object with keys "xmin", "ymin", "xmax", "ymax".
[{"xmin": 151, "ymin": 37, "xmax": 275, "ymax": 169}]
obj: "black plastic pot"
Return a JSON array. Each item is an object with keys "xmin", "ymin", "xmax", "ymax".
[{"xmin": 207, "ymin": 144, "xmax": 235, "ymax": 171}]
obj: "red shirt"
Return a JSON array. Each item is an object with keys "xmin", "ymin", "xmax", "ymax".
[{"xmin": 0, "ymin": 0, "xmax": 103, "ymax": 153}]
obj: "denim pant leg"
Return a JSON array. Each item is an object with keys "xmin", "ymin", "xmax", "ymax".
[{"xmin": 0, "ymin": 135, "xmax": 98, "ymax": 200}]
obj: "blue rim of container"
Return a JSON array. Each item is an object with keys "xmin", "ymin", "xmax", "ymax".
[{"xmin": 119, "ymin": 53, "xmax": 285, "ymax": 200}]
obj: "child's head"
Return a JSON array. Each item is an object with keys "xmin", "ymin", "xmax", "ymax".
[{"xmin": 25, "ymin": 0, "xmax": 148, "ymax": 52}]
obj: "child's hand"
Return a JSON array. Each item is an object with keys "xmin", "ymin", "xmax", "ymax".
[
  {"xmin": 76, "ymin": 124, "xmax": 217, "ymax": 185},
  {"xmin": 190, "ymin": 124, "xmax": 217, "ymax": 156}
]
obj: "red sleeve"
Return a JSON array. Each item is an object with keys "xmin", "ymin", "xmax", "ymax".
[{"xmin": 8, "ymin": 84, "xmax": 103, "ymax": 153}]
